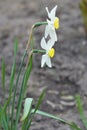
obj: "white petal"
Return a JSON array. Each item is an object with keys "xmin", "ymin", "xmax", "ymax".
[
  {"xmin": 40, "ymin": 37, "xmax": 47, "ymax": 50},
  {"xmin": 41, "ymin": 54, "xmax": 48, "ymax": 67},
  {"xmin": 46, "ymin": 39, "xmax": 55, "ymax": 50},
  {"xmin": 50, "ymin": 5, "xmax": 57, "ymax": 20},
  {"xmin": 45, "ymin": 25, "xmax": 49, "ymax": 38},
  {"xmin": 46, "ymin": 7, "xmax": 50, "ymax": 19},
  {"xmin": 50, "ymin": 29, "xmax": 57, "ymax": 42},
  {"xmin": 46, "ymin": 56, "xmax": 52, "ymax": 68},
  {"xmin": 46, "ymin": 5, "xmax": 57, "ymax": 20}
]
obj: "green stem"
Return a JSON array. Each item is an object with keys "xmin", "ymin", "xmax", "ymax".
[
  {"xmin": 11, "ymin": 50, "xmax": 27, "ymax": 130},
  {"xmin": 33, "ymin": 21, "xmax": 48, "ymax": 28},
  {"xmin": 33, "ymin": 49, "xmax": 46, "ymax": 54}
]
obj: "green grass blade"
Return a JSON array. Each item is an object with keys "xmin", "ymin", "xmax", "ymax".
[
  {"xmin": 0, "ymin": 96, "xmax": 11, "ymax": 130},
  {"xmin": 23, "ymin": 55, "xmax": 33, "ymax": 95},
  {"xmin": 9, "ymin": 39, "xmax": 18, "ymax": 95},
  {"xmin": 11, "ymin": 50, "xmax": 27, "ymax": 130},
  {"xmin": 2, "ymin": 113, "xmax": 8, "ymax": 130},
  {"xmin": 79, "ymin": 0, "xmax": 87, "ymax": 32},
  {"xmin": 75, "ymin": 95, "xmax": 87, "ymax": 129},
  {"xmin": 70, "ymin": 122, "xmax": 82, "ymax": 130},
  {"xmin": 14, "ymin": 55, "xmax": 32, "ymax": 130},
  {"xmin": 3, "ymin": 95, "xmax": 12, "ymax": 126},
  {"xmin": 33, "ymin": 110, "xmax": 81, "ymax": 130},
  {"xmin": 9, "ymin": 62, "xmax": 16, "ymax": 95},
  {"xmin": 1, "ymin": 58, "xmax": 6, "ymax": 90},
  {"xmin": 25, "ymin": 89, "xmax": 45, "ymax": 130},
  {"xmin": 0, "ymin": 107, "xmax": 3, "ymax": 127},
  {"xmin": 0, "ymin": 107, "xmax": 9, "ymax": 130},
  {"xmin": 21, "ymin": 55, "xmax": 33, "ymax": 130},
  {"xmin": 3, "ymin": 96, "xmax": 11, "ymax": 112},
  {"xmin": 32, "ymin": 109, "xmax": 72, "ymax": 126},
  {"xmin": 0, "ymin": 109, "xmax": 8, "ymax": 130},
  {"xmin": 34, "ymin": 89, "xmax": 45, "ymax": 114}
]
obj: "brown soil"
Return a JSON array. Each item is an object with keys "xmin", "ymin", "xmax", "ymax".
[{"xmin": 0, "ymin": 0, "xmax": 87, "ymax": 130}]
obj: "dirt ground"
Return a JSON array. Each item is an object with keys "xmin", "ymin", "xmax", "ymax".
[{"xmin": 0, "ymin": 0, "xmax": 87, "ymax": 130}]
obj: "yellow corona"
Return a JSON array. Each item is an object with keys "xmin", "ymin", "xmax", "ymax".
[
  {"xmin": 48, "ymin": 48, "xmax": 55, "ymax": 58},
  {"xmin": 54, "ymin": 17, "xmax": 59, "ymax": 29}
]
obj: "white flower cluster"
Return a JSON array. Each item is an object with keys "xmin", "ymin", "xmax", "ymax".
[{"xmin": 40, "ymin": 5, "xmax": 59, "ymax": 68}]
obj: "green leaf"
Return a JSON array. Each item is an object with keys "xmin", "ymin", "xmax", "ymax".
[
  {"xmin": 2, "ymin": 113, "xmax": 8, "ymax": 130},
  {"xmin": 9, "ymin": 62, "xmax": 16, "ymax": 95},
  {"xmin": 9, "ymin": 39, "xmax": 18, "ymax": 96},
  {"xmin": 22, "ymin": 90, "xmax": 45, "ymax": 130},
  {"xmin": 14, "ymin": 39, "xmax": 18, "ymax": 56},
  {"xmin": 79, "ymin": 0, "xmax": 87, "ymax": 31},
  {"xmin": 33, "ymin": 109, "xmax": 81, "ymax": 129},
  {"xmin": 11, "ymin": 50, "xmax": 27, "ymax": 129},
  {"xmin": 21, "ymin": 98, "xmax": 33, "ymax": 121},
  {"xmin": 14, "ymin": 54, "xmax": 32, "ymax": 130},
  {"xmin": 0, "ymin": 107, "xmax": 3, "ymax": 126},
  {"xmin": 32, "ymin": 109, "xmax": 72, "ymax": 126},
  {"xmin": 34, "ymin": 89, "xmax": 45, "ymax": 114},
  {"xmin": 1, "ymin": 58, "xmax": 6, "ymax": 90},
  {"xmin": 75, "ymin": 95, "xmax": 87, "ymax": 129},
  {"xmin": 0, "ymin": 96, "xmax": 11, "ymax": 130},
  {"xmin": 23, "ymin": 54, "xmax": 33, "ymax": 95},
  {"xmin": 11, "ymin": 50, "xmax": 27, "ymax": 130},
  {"xmin": 70, "ymin": 122, "xmax": 82, "ymax": 130},
  {"xmin": 3, "ymin": 96, "xmax": 11, "ymax": 113},
  {"xmin": 0, "ymin": 102, "xmax": 10, "ymax": 130}
]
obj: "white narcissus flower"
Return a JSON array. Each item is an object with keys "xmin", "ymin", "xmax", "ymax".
[
  {"xmin": 45, "ymin": 5, "xmax": 59, "ymax": 42},
  {"xmin": 40, "ymin": 37, "xmax": 55, "ymax": 68}
]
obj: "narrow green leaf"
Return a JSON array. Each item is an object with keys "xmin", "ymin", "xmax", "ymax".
[
  {"xmin": 23, "ymin": 54, "xmax": 33, "ymax": 95},
  {"xmin": 1, "ymin": 58, "xmax": 6, "ymax": 90},
  {"xmin": 0, "ymin": 96, "xmax": 11, "ymax": 130},
  {"xmin": 23, "ymin": 90, "xmax": 45, "ymax": 130},
  {"xmin": 75, "ymin": 95, "xmax": 87, "ymax": 129},
  {"xmin": 0, "ymin": 107, "xmax": 3, "ymax": 126},
  {"xmin": 21, "ymin": 89, "xmax": 45, "ymax": 130},
  {"xmin": 79, "ymin": 0, "xmax": 87, "ymax": 31},
  {"xmin": 14, "ymin": 39, "xmax": 18, "ymax": 56},
  {"xmin": 32, "ymin": 109, "xmax": 72, "ymax": 126},
  {"xmin": 11, "ymin": 50, "xmax": 27, "ymax": 130},
  {"xmin": 0, "ymin": 107, "xmax": 7, "ymax": 129},
  {"xmin": 32, "ymin": 109, "xmax": 81, "ymax": 130},
  {"xmin": 2, "ymin": 113, "xmax": 8, "ymax": 130},
  {"xmin": 9, "ymin": 63, "xmax": 16, "ymax": 95},
  {"xmin": 70, "ymin": 122, "xmax": 82, "ymax": 130},
  {"xmin": 9, "ymin": 39, "xmax": 18, "ymax": 94},
  {"xmin": 34, "ymin": 89, "xmax": 45, "ymax": 114},
  {"xmin": 21, "ymin": 98, "xmax": 33, "ymax": 121},
  {"xmin": 14, "ymin": 54, "xmax": 32, "ymax": 130},
  {"xmin": 3, "ymin": 96, "xmax": 11, "ymax": 112}
]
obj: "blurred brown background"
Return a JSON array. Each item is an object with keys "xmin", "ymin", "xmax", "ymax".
[{"xmin": 0, "ymin": 0, "xmax": 87, "ymax": 130}]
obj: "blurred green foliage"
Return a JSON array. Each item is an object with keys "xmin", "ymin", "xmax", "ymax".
[{"xmin": 80, "ymin": 0, "xmax": 87, "ymax": 33}]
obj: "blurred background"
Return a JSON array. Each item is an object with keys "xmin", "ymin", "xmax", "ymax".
[{"xmin": 0, "ymin": 0, "xmax": 87, "ymax": 130}]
